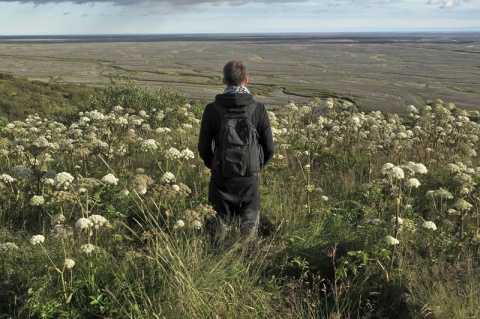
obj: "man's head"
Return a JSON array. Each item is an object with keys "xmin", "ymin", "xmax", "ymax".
[{"xmin": 223, "ymin": 60, "xmax": 248, "ymax": 86}]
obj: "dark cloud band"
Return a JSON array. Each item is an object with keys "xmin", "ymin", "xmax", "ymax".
[{"xmin": 3, "ymin": 0, "xmax": 307, "ymax": 5}]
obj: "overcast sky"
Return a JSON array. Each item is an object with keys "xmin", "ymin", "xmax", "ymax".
[{"xmin": 0, "ymin": 0, "xmax": 479, "ymax": 35}]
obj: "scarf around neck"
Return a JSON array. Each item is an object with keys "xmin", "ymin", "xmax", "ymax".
[{"xmin": 223, "ymin": 86, "xmax": 250, "ymax": 94}]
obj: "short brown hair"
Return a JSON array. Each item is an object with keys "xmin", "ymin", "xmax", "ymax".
[{"xmin": 223, "ymin": 60, "xmax": 247, "ymax": 86}]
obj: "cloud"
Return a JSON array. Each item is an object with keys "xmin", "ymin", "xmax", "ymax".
[
  {"xmin": 0, "ymin": 0, "xmax": 309, "ymax": 5},
  {"xmin": 426, "ymin": 0, "xmax": 472, "ymax": 8},
  {"xmin": 336, "ymin": 0, "xmax": 400, "ymax": 3}
]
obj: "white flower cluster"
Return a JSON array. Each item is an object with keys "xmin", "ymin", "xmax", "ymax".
[
  {"xmin": 54, "ymin": 172, "xmax": 75, "ymax": 190},
  {"xmin": 86, "ymin": 110, "xmax": 106, "ymax": 121},
  {"xmin": 161, "ymin": 172, "xmax": 176, "ymax": 184},
  {"xmin": 141, "ymin": 139, "xmax": 158, "ymax": 152},
  {"xmin": 406, "ymin": 162, "xmax": 428, "ymax": 175},
  {"xmin": 30, "ymin": 195, "xmax": 45, "ymax": 206},
  {"xmin": 165, "ymin": 147, "xmax": 195, "ymax": 161},
  {"xmin": 165, "ymin": 147, "xmax": 181, "ymax": 159},
  {"xmin": 174, "ymin": 219, "xmax": 185, "ymax": 229},
  {"xmin": 30, "ymin": 235, "xmax": 45, "ymax": 245},
  {"xmin": 388, "ymin": 166, "xmax": 405, "ymax": 180},
  {"xmin": 64, "ymin": 258, "xmax": 75, "ymax": 269},
  {"xmin": 89, "ymin": 214, "xmax": 108, "ymax": 229},
  {"xmin": 155, "ymin": 127, "xmax": 171, "ymax": 134},
  {"xmin": 75, "ymin": 217, "xmax": 94, "ymax": 230},
  {"xmin": 285, "ymin": 101, "xmax": 298, "ymax": 112},
  {"xmin": 454, "ymin": 198, "xmax": 473, "ymax": 211},
  {"xmin": 405, "ymin": 178, "xmax": 421, "ymax": 188},
  {"xmin": 192, "ymin": 220, "xmax": 202, "ymax": 229},
  {"xmin": 101, "ymin": 173, "xmax": 119, "ymax": 186},
  {"xmin": 381, "ymin": 162, "xmax": 427, "ymax": 182},
  {"xmin": 117, "ymin": 189, "xmax": 130, "ymax": 198},
  {"xmin": 391, "ymin": 216, "xmax": 404, "ymax": 225},
  {"xmin": 0, "ymin": 174, "xmax": 16, "ymax": 183},
  {"xmin": 0, "ymin": 242, "xmax": 19, "ymax": 253},
  {"xmin": 180, "ymin": 148, "xmax": 195, "ymax": 160},
  {"xmin": 426, "ymin": 188, "xmax": 453, "ymax": 200},
  {"xmin": 422, "ymin": 221, "xmax": 437, "ymax": 231},
  {"xmin": 385, "ymin": 235, "xmax": 400, "ymax": 246},
  {"xmin": 80, "ymin": 243, "xmax": 96, "ymax": 255}
]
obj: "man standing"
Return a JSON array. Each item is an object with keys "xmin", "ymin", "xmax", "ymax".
[{"xmin": 198, "ymin": 60, "xmax": 275, "ymax": 240}]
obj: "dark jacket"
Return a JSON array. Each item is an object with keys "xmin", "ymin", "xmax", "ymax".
[{"xmin": 198, "ymin": 93, "xmax": 275, "ymax": 173}]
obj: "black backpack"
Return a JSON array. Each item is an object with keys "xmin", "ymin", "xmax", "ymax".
[{"xmin": 213, "ymin": 103, "xmax": 264, "ymax": 178}]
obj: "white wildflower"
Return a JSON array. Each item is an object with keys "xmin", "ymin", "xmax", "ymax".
[
  {"xmin": 155, "ymin": 111, "xmax": 165, "ymax": 121},
  {"xmin": 0, "ymin": 174, "xmax": 16, "ymax": 183},
  {"xmin": 29, "ymin": 195, "xmax": 45, "ymax": 206},
  {"xmin": 192, "ymin": 220, "xmax": 203, "ymax": 230},
  {"xmin": 180, "ymin": 148, "xmax": 195, "ymax": 160},
  {"xmin": 405, "ymin": 178, "xmax": 421, "ymax": 188},
  {"xmin": 79, "ymin": 243, "xmax": 96, "ymax": 255},
  {"xmin": 407, "ymin": 105, "xmax": 417, "ymax": 113},
  {"xmin": 422, "ymin": 221, "xmax": 437, "ymax": 231},
  {"xmin": 391, "ymin": 217, "xmax": 404, "ymax": 225},
  {"xmin": 141, "ymin": 139, "xmax": 158, "ymax": 152},
  {"xmin": 172, "ymin": 184, "xmax": 180, "ymax": 192},
  {"xmin": 101, "ymin": 173, "xmax": 119, "ymax": 186},
  {"xmin": 54, "ymin": 172, "xmax": 74, "ymax": 189},
  {"xmin": 325, "ymin": 99, "xmax": 334, "ymax": 109},
  {"xmin": 113, "ymin": 105, "xmax": 124, "ymax": 113},
  {"xmin": 447, "ymin": 208, "xmax": 457, "ymax": 215},
  {"xmin": 155, "ymin": 127, "xmax": 171, "ymax": 133},
  {"xmin": 165, "ymin": 147, "xmax": 181, "ymax": 160},
  {"xmin": 388, "ymin": 166, "xmax": 405, "ymax": 180},
  {"xmin": 117, "ymin": 189, "xmax": 130, "ymax": 198},
  {"xmin": 381, "ymin": 163, "xmax": 395, "ymax": 175},
  {"xmin": 161, "ymin": 172, "xmax": 176, "ymax": 184},
  {"xmin": 445, "ymin": 163, "xmax": 461, "ymax": 174},
  {"xmin": 174, "ymin": 219, "xmax": 185, "ymax": 229},
  {"xmin": 64, "ymin": 258, "xmax": 75, "ymax": 269},
  {"xmin": 0, "ymin": 242, "xmax": 19, "ymax": 253},
  {"xmin": 88, "ymin": 214, "xmax": 107, "ymax": 229},
  {"xmin": 385, "ymin": 235, "xmax": 400, "ymax": 246},
  {"xmin": 412, "ymin": 163, "xmax": 428, "ymax": 175},
  {"xmin": 30, "ymin": 235, "xmax": 45, "ymax": 245},
  {"xmin": 75, "ymin": 217, "xmax": 93, "ymax": 230},
  {"xmin": 454, "ymin": 199, "xmax": 473, "ymax": 211}
]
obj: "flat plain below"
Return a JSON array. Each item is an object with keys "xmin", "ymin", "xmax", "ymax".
[{"xmin": 0, "ymin": 33, "xmax": 479, "ymax": 113}]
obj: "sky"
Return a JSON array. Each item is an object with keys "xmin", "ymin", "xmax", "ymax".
[{"xmin": 0, "ymin": 0, "xmax": 479, "ymax": 35}]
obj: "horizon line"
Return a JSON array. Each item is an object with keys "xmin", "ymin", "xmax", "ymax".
[{"xmin": 2, "ymin": 30, "xmax": 480, "ymax": 37}]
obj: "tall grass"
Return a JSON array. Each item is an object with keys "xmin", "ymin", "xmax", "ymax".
[{"xmin": 0, "ymin": 83, "xmax": 479, "ymax": 318}]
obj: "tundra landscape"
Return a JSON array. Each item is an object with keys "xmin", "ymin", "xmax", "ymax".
[
  {"xmin": 1, "ymin": 33, "xmax": 479, "ymax": 112},
  {"xmin": 0, "ymin": 33, "xmax": 479, "ymax": 319}
]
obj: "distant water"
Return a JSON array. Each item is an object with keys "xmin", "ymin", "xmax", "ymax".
[{"xmin": 1, "ymin": 32, "xmax": 480, "ymax": 45}]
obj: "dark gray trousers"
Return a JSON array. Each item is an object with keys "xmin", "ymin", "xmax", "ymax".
[{"xmin": 207, "ymin": 174, "xmax": 260, "ymax": 238}]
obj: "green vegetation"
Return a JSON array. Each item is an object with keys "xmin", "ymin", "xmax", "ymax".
[
  {"xmin": 0, "ymin": 72, "xmax": 98, "ymax": 121},
  {"xmin": 0, "ymin": 80, "xmax": 479, "ymax": 318}
]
